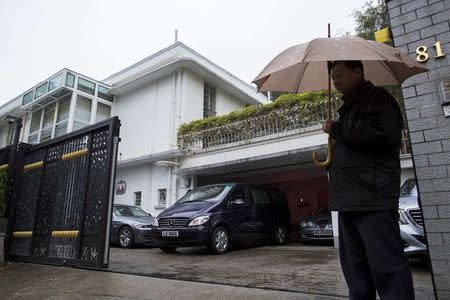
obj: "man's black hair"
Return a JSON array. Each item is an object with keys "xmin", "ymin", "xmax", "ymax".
[{"xmin": 330, "ymin": 60, "xmax": 364, "ymax": 76}]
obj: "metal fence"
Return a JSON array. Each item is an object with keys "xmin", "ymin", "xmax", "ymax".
[
  {"xmin": 2, "ymin": 117, "xmax": 120, "ymax": 268},
  {"xmin": 177, "ymin": 99, "xmax": 411, "ymax": 156}
]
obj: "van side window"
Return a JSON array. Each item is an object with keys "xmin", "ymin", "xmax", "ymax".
[
  {"xmin": 251, "ymin": 187, "xmax": 270, "ymax": 205},
  {"xmin": 228, "ymin": 187, "xmax": 247, "ymax": 205}
]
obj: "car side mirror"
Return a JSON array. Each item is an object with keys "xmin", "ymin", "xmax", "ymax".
[{"xmin": 232, "ymin": 199, "xmax": 244, "ymax": 206}]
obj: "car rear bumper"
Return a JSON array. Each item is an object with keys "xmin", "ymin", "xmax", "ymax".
[{"xmin": 153, "ymin": 225, "xmax": 212, "ymax": 247}]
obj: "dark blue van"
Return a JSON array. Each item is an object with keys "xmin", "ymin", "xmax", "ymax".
[{"xmin": 152, "ymin": 183, "xmax": 290, "ymax": 254}]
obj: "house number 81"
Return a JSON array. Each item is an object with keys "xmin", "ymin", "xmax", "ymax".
[{"xmin": 416, "ymin": 41, "xmax": 446, "ymax": 62}]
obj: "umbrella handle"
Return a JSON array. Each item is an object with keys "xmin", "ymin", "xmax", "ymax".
[{"xmin": 312, "ymin": 136, "xmax": 332, "ymax": 168}]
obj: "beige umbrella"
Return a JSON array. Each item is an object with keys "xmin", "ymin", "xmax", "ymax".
[{"xmin": 252, "ymin": 26, "xmax": 428, "ymax": 167}]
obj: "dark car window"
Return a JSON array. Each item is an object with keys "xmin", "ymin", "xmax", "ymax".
[
  {"xmin": 114, "ymin": 206, "xmax": 149, "ymax": 217},
  {"xmin": 400, "ymin": 179, "xmax": 418, "ymax": 197},
  {"xmin": 177, "ymin": 184, "xmax": 232, "ymax": 203},
  {"xmin": 227, "ymin": 186, "xmax": 248, "ymax": 206},
  {"xmin": 251, "ymin": 187, "xmax": 270, "ymax": 206}
]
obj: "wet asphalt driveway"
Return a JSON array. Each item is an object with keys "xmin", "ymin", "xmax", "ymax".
[{"xmin": 108, "ymin": 244, "xmax": 434, "ymax": 298}]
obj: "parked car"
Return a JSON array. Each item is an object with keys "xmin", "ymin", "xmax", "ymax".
[
  {"xmin": 298, "ymin": 206, "xmax": 333, "ymax": 244},
  {"xmin": 151, "ymin": 183, "xmax": 291, "ymax": 254},
  {"xmin": 398, "ymin": 178, "xmax": 428, "ymax": 256},
  {"xmin": 111, "ymin": 204, "xmax": 156, "ymax": 248}
]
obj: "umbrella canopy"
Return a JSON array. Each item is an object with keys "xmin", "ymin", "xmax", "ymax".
[{"xmin": 252, "ymin": 35, "xmax": 428, "ymax": 93}]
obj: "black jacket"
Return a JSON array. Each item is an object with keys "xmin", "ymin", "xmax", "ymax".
[{"xmin": 328, "ymin": 80, "xmax": 404, "ymax": 212}]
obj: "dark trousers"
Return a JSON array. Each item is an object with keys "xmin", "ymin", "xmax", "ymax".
[{"xmin": 338, "ymin": 210, "xmax": 415, "ymax": 300}]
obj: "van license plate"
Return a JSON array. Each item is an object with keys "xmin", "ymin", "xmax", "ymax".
[
  {"xmin": 162, "ymin": 231, "xmax": 179, "ymax": 237},
  {"xmin": 313, "ymin": 229, "xmax": 332, "ymax": 236}
]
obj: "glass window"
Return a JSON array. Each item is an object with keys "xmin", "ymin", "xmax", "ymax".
[
  {"xmin": 48, "ymin": 73, "xmax": 63, "ymax": 92},
  {"xmin": 54, "ymin": 121, "xmax": 68, "ymax": 137},
  {"xmin": 251, "ymin": 187, "xmax": 270, "ymax": 205},
  {"xmin": 73, "ymin": 120, "xmax": 88, "ymax": 131},
  {"xmin": 66, "ymin": 73, "xmax": 75, "ymax": 87},
  {"xmin": 6, "ymin": 124, "xmax": 15, "ymax": 146},
  {"xmin": 114, "ymin": 206, "xmax": 148, "ymax": 217},
  {"xmin": 134, "ymin": 191, "xmax": 142, "ymax": 206},
  {"xmin": 77, "ymin": 78, "xmax": 96, "ymax": 95},
  {"xmin": 75, "ymin": 95, "xmax": 92, "ymax": 123},
  {"xmin": 28, "ymin": 133, "xmax": 38, "ymax": 144},
  {"xmin": 22, "ymin": 90, "xmax": 34, "ymax": 106},
  {"xmin": 158, "ymin": 189, "xmax": 167, "ymax": 206},
  {"xmin": 35, "ymin": 82, "xmax": 48, "ymax": 99},
  {"xmin": 203, "ymin": 82, "xmax": 217, "ymax": 118},
  {"xmin": 57, "ymin": 95, "xmax": 71, "ymax": 123},
  {"xmin": 96, "ymin": 103, "xmax": 111, "ymax": 122},
  {"xmin": 177, "ymin": 184, "xmax": 232, "ymax": 204},
  {"xmin": 40, "ymin": 127, "xmax": 52, "ymax": 142},
  {"xmin": 30, "ymin": 109, "xmax": 42, "ymax": 134},
  {"xmin": 42, "ymin": 103, "xmax": 56, "ymax": 130},
  {"xmin": 98, "ymin": 86, "xmax": 113, "ymax": 102},
  {"xmin": 228, "ymin": 187, "xmax": 247, "ymax": 206}
]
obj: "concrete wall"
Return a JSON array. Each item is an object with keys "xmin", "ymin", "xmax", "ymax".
[{"xmin": 387, "ymin": 0, "xmax": 450, "ymax": 297}]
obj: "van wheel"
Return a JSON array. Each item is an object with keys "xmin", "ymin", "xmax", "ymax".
[
  {"xmin": 160, "ymin": 246, "xmax": 177, "ymax": 253},
  {"xmin": 274, "ymin": 226, "xmax": 287, "ymax": 245},
  {"xmin": 209, "ymin": 226, "xmax": 230, "ymax": 254}
]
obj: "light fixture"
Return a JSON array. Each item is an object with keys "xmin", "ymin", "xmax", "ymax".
[{"xmin": 5, "ymin": 115, "xmax": 22, "ymax": 124}]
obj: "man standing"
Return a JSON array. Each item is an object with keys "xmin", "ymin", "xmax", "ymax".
[{"xmin": 322, "ymin": 60, "xmax": 415, "ymax": 299}]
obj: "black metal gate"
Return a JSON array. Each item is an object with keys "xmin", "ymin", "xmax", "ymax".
[{"xmin": 1, "ymin": 117, "xmax": 120, "ymax": 268}]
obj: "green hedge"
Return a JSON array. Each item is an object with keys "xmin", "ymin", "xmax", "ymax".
[{"xmin": 177, "ymin": 91, "xmax": 339, "ymax": 137}]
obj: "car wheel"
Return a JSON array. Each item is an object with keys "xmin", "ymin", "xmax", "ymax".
[
  {"xmin": 160, "ymin": 246, "xmax": 177, "ymax": 253},
  {"xmin": 210, "ymin": 226, "xmax": 230, "ymax": 254},
  {"xmin": 274, "ymin": 226, "xmax": 287, "ymax": 245},
  {"xmin": 119, "ymin": 226, "xmax": 134, "ymax": 248}
]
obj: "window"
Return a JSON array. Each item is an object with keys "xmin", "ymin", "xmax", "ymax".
[
  {"xmin": 66, "ymin": 73, "xmax": 75, "ymax": 87},
  {"xmin": 228, "ymin": 187, "xmax": 247, "ymax": 206},
  {"xmin": 96, "ymin": 103, "xmax": 111, "ymax": 122},
  {"xmin": 28, "ymin": 109, "xmax": 42, "ymax": 144},
  {"xmin": 77, "ymin": 78, "xmax": 96, "ymax": 95},
  {"xmin": 251, "ymin": 187, "xmax": 270, "ymax": 205},
  {"xmin": 203, "ymin": 82, "xmax": 217, "ymax": 118},
  {"xmin": 48, "ymin": 74, "xmax": 63, "ymax": 92},
  {"xmin": 35, "ymin": 82, "xmax": 48, "ymax": 99},
  {"xmin": 74, "ymin": 95, "xmax": 92, "ymax": 130},
  {"xmin": 40, "ymin": 103, "xmax": 56, "ymax": 142},
  {"xmin": 158, "ymin": 189, "xmax": 167, "ymax": 206},
  {"xmin": 98, "ymin": 86, "xmax": 113, "ymax": 102},
  {"xmin": 134, "ymin": 191, "xmax": 142, "ymax": 206},
  {"xmin": 22, "ymin": 90, "xmax": 34, "ymax": 106},
  {"xmin": 114, "ymin": 206, "xmax": 148, "ymax": 217},
  {"xmin": 55, "ymin": 95, "xmax": 71, "ymax": 137}
]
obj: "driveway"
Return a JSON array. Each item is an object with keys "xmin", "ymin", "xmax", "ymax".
[{"xmin": 108, "ymin": 244, "xmax": 434, "ymax": 298}]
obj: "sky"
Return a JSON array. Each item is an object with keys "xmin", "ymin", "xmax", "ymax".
[{"xmin": 0, "ymin": 0, "xmax": 368, "ymax": 106}]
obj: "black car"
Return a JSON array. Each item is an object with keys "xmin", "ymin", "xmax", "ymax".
[
  {"xmin": 152, "ymin": 183, "xmax": 291, "ymax": 254},
  {"xmin": 110, "ymin": 204, "xmax": 156, "ymax": 248}
]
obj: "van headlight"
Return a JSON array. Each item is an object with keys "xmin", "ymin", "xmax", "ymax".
[
  {"xmin": 300, "ymin": 221, "xmax": 307, "ymax": 228},
  {"xmin": 188, "ymin": 216, "xmax": 210, "ymax": 226},
  {"xmin": 151, "ymin": 218, "xmax": 159, "ymax": 227}
]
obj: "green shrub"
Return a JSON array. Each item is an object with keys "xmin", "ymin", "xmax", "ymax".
[{"xmin": 177, "ymin": 91, "xmax": 340, "ymax": 137}]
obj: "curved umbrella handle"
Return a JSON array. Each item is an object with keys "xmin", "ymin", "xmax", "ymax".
[{"xmin": 312, "ymin": 136, "xmax": 332, "ymax": 168}]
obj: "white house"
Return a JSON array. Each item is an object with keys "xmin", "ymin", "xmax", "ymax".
[{"xmin": 0, "ymin": 42, "xmax": 414, "ymax": 243}]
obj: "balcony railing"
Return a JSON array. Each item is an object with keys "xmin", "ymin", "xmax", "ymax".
[{"xmin": 177, "ymin": 98, "xmax": 411, "ymax": 156}]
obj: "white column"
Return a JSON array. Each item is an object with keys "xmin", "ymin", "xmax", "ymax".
[{"xmin": 332, "ymin": 211, "xmax": 339, "ymax": 248}]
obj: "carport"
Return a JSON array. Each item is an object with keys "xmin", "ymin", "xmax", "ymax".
[{"xmin": 176, "ymin": 146, "xmax": 334, "ymax": 244}]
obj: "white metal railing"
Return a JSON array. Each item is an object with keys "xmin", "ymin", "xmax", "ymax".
[
  {"xmin": 177, "ymin": 98, "xmax": 341, "ymax": 155},
  {"xmin": 177, "ymin": 99, "xmax": 411, "ymax": 156}
]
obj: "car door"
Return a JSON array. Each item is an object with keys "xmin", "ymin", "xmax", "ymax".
[
  {"xmin": 249, "ymin": 185, "xmax": 274, "ymax": 241},
  {"xmin": 223, "ymin": 185, "xmax": 253, "ymax": 242}
]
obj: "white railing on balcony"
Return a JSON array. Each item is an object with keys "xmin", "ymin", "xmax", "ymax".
[
  {"xmin": 177, "ymin": 98, "xmax": 411, "ymax": 156},
  {"xmin": 177, "ymin": 98, "xmax": 341, "ymax": 155}
]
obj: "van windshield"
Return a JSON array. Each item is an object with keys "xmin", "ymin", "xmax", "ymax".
[{"xmin": 177, "ymin": 185, "xmax": 232, "ymax": 203}]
